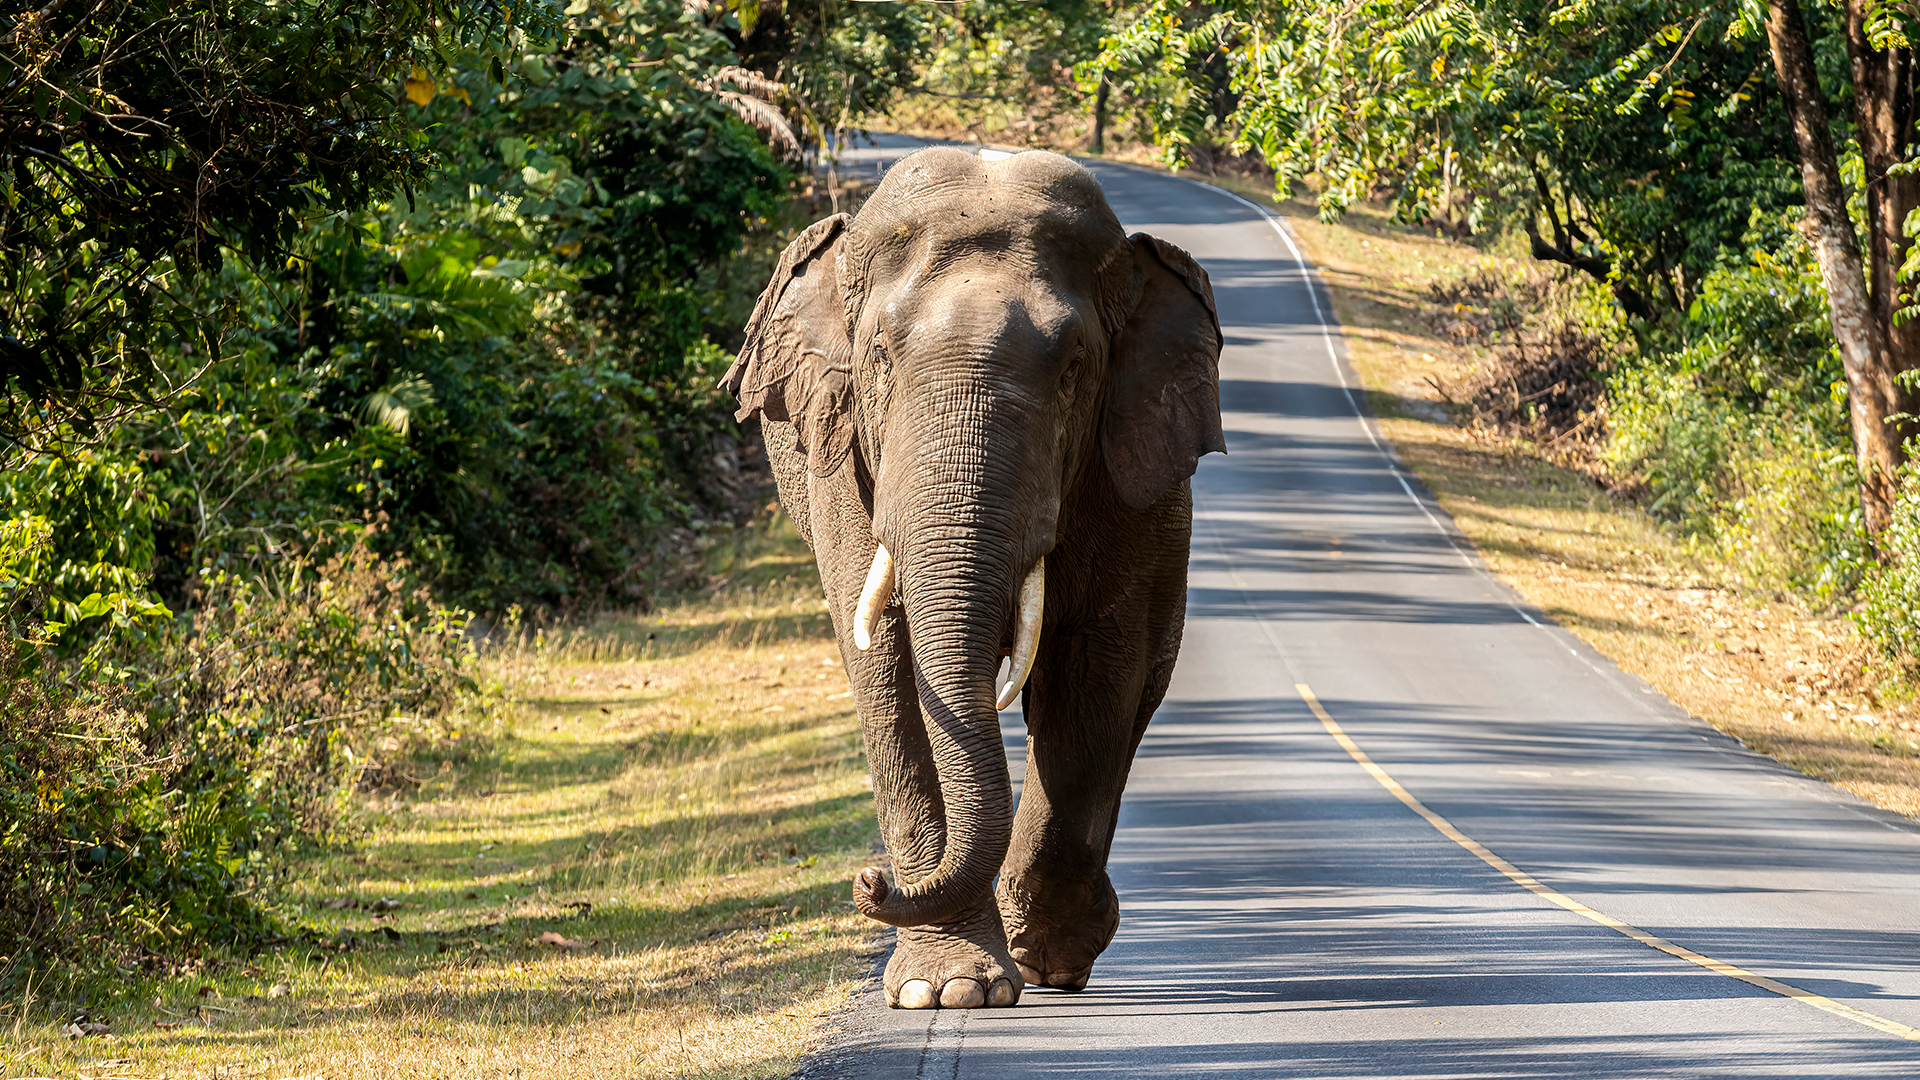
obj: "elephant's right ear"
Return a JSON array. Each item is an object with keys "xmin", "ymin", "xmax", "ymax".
[{"xmin": 722, "ymin": 214, "xmax": 857, "ymax": 477}]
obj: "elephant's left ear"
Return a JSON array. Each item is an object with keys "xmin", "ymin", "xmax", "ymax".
[
  {"xmin": 723, "ymin": 214, "xmax": 858, "ymax": 477},
  {"xmin": 1101, "ymin": 234, "xmax": 1227, "ymax": 510}
]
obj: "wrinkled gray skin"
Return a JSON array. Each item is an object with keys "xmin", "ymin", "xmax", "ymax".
[{"xmin": 724, "ymin": 148, "xmax": 1223, "ymax": 1009}]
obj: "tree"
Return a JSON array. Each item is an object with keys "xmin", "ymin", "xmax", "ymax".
[
  {"xmin": 1765, "ymin": 0, "xmax": 1913, "ymax": 540},
  {"xmin": 1094, "ymin": 2, "xmax": 1803, "ymax": 324},
  {"xmin": 1099, "ymin": 0, "xmax": 1920, "ymax": 541},
  {"xmin": 0, "ymin": 0, "xmax": 556, "ymax": 455}
]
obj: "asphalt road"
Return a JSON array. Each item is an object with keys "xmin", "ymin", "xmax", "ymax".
[{"xmin": 795, "ymin": 135, "xmax": 1920, "ymax": 1078}]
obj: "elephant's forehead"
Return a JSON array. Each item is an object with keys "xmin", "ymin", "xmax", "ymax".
[{"xmin": 855, "ymin": 149, "xmax": 1126, "ymax": 257}]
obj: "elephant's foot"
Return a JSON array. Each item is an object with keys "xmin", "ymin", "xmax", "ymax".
[
  {"xmin": 997, "ymin": 869, "xmax": 1119, "ymax": 991},
  {"xmin": 883, "ymin": 894, "xmax": 1022, "ymax": 1009}
]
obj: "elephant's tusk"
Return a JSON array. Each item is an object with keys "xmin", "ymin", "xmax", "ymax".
[
  {"xmin": 853, "ymin": 544, "xmax": 894, "ymax": 651},
  {"xmin": 996, "ymin": 558, "xmax": 1044, "ymax": 710}
]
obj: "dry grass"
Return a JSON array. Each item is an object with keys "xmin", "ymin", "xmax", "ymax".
[
  {"xmin": 1188, "ymin": 172, "xmax": 1920, "ymax": 819},
  {"xmin": 1, "ymin": 515, "xmax": 878, "ymax": 1080}
]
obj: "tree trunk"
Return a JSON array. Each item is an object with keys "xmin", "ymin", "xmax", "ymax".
[
  {"xmin": 1766, "ymin": 0, "xmax": 1908, "ymax": 540},
  {"xmin": 1845, "ymin": 0, "xmax": 1920, "ymax": 528},
  {"xmin": 1090, "ymin": 76, "xmax": 1110, "ymax": 156}
]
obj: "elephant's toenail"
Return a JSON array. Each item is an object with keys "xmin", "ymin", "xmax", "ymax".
[
  {"xmin": 1050, "ymin": 969, "xmax": 1090, "ymax": 991},
  {"xmin": 939, "ymin": 979, "xmax": 986, "ymax": 1009},
  {"xmin": 988, "ymin": 978, "xmax": 1019, "ymax": 1007},
  {"xmin": 896, "ymin": 980, "xmax": 936, "ymax": 1009},
  {"xmin": 1014, "ymin": 961, "xmax": 1043, "ymax": 985}
]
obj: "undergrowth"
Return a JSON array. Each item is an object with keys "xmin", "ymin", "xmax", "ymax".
[{"xmin": 0, "ymin": 523, "xmax": 491, "ymax": 992}]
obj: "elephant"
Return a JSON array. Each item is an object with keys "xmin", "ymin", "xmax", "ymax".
[{"xmin": 723, "ymin": 147, "xmax": 1224, "ymax": 1009}]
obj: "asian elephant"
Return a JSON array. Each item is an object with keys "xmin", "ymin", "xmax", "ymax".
[{"xmin": 723, "ymin": 147, "xmax": 1223, "ymax": 1009}]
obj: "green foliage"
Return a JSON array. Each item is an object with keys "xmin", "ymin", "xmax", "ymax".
[
  {"xmin": 0, "ymin": 0, "xmax": 559, "ymax": 450},
  {"xmin": 0, "ymin": 0, "xmax": 802, "ymax": 984},
  {"xmin": 1605, "ymin": 226, "xmax": 1866, "ymax": 603},
  {"xmin": 911, "ymin": 1, "xmax": 1110, "ymax": 123},
  {"xmin": 1097, "ymin": 0, "xmax": 1811, "ymax": 322},
  {"xmin": 0, "ymin": 448, "xmax": 167, "ymax": 634},
  {"xmin": 0, "ymin": 524, "xmax": 488, "ymax": 986},
  {"xmin": 1858, "ymin": 461, "xmax": 1920, "ymax": 659},
  {"xmin": 2, "ymin": 0, "xmax": 793, "ymax": 617},
  {"xmin": 731, "ymin": 0, "xmax": 933, "ymax": 133}
]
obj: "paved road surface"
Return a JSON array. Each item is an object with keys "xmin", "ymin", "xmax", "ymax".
[{"xmin": 795, "ymin": 135, "xmax": 1920, "ymax": 1078}]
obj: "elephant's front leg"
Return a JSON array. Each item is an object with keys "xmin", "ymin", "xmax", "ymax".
[
  {"xmin": 996, "ymin": 625, "xmax": 1166, "ymax": 990},
  {"xmin": 996, "ymin": 514, "xmax": 1189, "ymax": 991},
  {"xmin": 813, "ymin": 478, "xmax": 1021, "ymax": 1009},
  {"xmin": 841, "ymin": 621, "xmax": 1021, "ymax": 1009}
]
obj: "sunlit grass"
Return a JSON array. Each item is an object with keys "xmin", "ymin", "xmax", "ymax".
[{"xmin": 0, "ymin": 514, "xmax": 880, "ymax": 1080}]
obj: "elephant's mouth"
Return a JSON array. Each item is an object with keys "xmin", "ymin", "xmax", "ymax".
[{"xmin": 853, "ymin": 544, "xmax": 1045, "ymax": 710}]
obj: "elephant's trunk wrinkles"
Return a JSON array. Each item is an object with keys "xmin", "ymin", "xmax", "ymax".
[
  {"xmin": 867, "ymin": 545, "xmax": 1042, "ymax": 710},
  {"xmin": 854, "ymin": 422, "xmax": 1049, "ymax": 927},
  {"xmin": 853, "ymin": 542, "xmax": 1025, "ymax": 926}
]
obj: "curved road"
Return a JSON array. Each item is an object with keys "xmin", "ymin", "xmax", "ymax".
[{"xmin": 798, "ymin": 136, "xmax": 1920, "ymax": 1078}]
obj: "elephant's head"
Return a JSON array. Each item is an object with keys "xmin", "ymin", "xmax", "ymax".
[{"xmin": 725, "ymin": 148, "xmax": 1223, "ymax": 926}]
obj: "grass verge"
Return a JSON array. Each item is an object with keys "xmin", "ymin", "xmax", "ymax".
[
  {"xmin": 1185, "ymin": 171, "xmax": 1920, "ymax": 819},
  {"xmin": 2, "ymin": 514, "xmax": 877, "ymax": 1080}
]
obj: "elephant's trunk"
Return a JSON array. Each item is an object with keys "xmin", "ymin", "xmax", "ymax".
[
  {"xmin": 854, "ymin": 377, "xmax": 1055, "ymax": 928},
  {"xmin": 853, "ymin": 539, "xmax": 1030, "ymax": 926},
  {"xmin": 858, "ymin": 546, "xmax": 1043, "ymax": 711}
]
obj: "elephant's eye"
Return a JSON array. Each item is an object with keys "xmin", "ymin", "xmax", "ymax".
[{"xmin": 1060, "ymin": 354, "xmax": 1083, "ymax": 406}]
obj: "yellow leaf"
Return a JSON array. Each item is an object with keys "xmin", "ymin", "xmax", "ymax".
[
  {"xmin": 405, "ymin": 65, "xmax": 435, "ymax": 106},
  {"xmin": 553, "ymin": 240, "xmax": 582, "ymax": 256}
]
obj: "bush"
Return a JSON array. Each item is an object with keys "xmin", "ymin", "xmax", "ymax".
[
  {"xmin": 0, "ymin": 0, "xmax": 795, "ymax": 987},
  {"xmin": 0, "ymin": 524, "xmax": 489, "ymax": 988},
  {"xmin": 1433, "ymin": 269, "xmax": 1616, "ymax": 469},
  {"xmin": 1602, "ymin": 225, "xmax": 1865, "ymax": 605},
  {"xmin": 1858, "ymin": 463, "xmax": 1920, "ymax": 660},
  {"xmin": 1604, "ymin": 364, "xmax": 1740, "ymax": 520},
  {"xmin": 1718, "ymin": 422, "xmax": 1867, "ymax": 604}
]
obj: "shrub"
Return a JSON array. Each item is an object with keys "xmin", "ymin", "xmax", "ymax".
[
  {"xmin": 1858, "ymin": 463, "xmax": 1920, "ymax": 660},
  {"xmin": 1602, "ymin": 226, "xmax": 1864, "ymax": 604},
  {"xmin": 1717, "ymin": 422, "xmax": 1867, "ymax": 604},
  {"xmin": 0, "ymin": 525, "xmax": 489, "ymax": 988}
]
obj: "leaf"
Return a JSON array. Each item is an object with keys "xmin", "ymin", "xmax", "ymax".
[
  {"xmin": 62, "ymin": 1020, "xmax": 112, "ymax": 1038},
  {"xmin": 359, "ymin": 377, "xmax": 437, "ymax": 435}
]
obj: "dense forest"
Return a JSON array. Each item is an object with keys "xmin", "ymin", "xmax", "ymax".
[{"xmin": 7, "ymin": 0, "xmax": 1920, "ymax": 993}]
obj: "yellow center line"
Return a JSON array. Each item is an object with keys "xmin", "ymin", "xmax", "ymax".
[{"xmin": 1296, "ymin": 682, "xmax": 1920, "ymax": 1041}]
